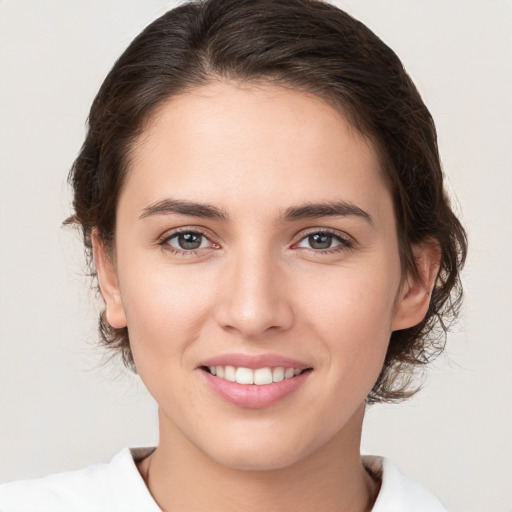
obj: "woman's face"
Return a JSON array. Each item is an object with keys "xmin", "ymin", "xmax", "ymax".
[{"xmin": 97, "ymin": 81, "xmax": 419, "ymax": 470}]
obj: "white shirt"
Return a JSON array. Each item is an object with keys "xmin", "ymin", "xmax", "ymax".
[{"xmin": 0, "ymin": 448, "xmax": 447, "ymax": 511}]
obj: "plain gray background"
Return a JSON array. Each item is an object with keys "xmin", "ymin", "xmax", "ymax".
[{"xmin": 1, "ymin": 1, "xmax": 511, "ymax": 511}]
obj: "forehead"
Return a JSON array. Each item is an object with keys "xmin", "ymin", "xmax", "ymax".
[{"xmin": 124, "ymin": 81, "xmax": 391, "ymax": 222}]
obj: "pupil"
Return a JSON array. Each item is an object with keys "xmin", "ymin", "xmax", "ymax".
[
  {"xmin": 309, "ymin": 233, "xmax": 332, "ymax": 249},
  {"xmin": 178, "ymin": 233, "xmax": 202, "ymax": 250}
]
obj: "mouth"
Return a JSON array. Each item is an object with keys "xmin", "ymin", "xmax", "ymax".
[
  {"xmin": 201, "ymin": 365, "xmax": 312, "ymax": 385},
  {"xmin": 198, "ymin": 354, "xmax": 313, "ymax": 407}
]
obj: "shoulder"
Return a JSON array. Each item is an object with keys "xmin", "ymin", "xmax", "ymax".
[
  {"xmin": 0, "ymin": 448, "xmax": 160, "ymax": 512},
  {"xmin": 363, "ymin": 455, "xmax": 447, "ymax": 512}
]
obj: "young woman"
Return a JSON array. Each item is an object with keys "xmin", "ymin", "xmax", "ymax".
[{"xmin": 0, "ymin": 0, "xmax": 466, "ymax": 510}]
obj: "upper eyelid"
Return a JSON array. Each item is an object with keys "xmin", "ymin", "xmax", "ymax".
[
  {"xmin": 294, "ymin": 227, "xmax": 353, "ymax": 243},
  {"xmin": 159, "ymin": 226, "xmax": 217, "ymax": 243},
  {"xmin": 299, "ymin": 227, "xmax": 350, "ymax": 237}
]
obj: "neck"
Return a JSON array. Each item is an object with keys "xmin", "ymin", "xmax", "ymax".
[{"xmin": 138, "ymin": 404, "xmax": 379, "ymax": 512}]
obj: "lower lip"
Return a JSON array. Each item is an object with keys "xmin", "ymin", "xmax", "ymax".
[{"xmin": 201, "ymin": 369, "xmax": 311, "ymax": 409}]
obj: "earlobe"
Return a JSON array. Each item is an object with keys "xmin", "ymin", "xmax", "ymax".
[
  {"xmin": 91, "ymin": 229, "xmax": 127, "ymax": 329},
  {"xmin": 391, "ymin": 240, "xmax": 441, "ymax": 331}
]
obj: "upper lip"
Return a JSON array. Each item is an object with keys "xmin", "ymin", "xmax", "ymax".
[{"xmin": 199, "ymin": 353, "xmax": 311, "ymax": 370}]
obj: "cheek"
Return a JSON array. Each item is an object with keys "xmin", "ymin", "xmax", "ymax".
[
  {"xmin": 118, "ymin": 264, "xmax": 219, "ymax": 412},
  {"xmin": 117, "ymin": 261, "xmax": 216, "ymax": 362},
  {"xmin": 295, "ymin": 263, "xmax": 398, "ymax": 370},
  {"xmin": 299, "ymin": 262, "xmax": 397, "ymax": 325}
]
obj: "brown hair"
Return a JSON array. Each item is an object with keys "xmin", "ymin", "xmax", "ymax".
[{"xmin": 67, "ymin": 0, "xmax": 467, "ymax": 403}]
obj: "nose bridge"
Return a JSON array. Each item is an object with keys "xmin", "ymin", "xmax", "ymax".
[{"xmin": 216, "ymin": 240, "xmax": 293, "ymax": 337}]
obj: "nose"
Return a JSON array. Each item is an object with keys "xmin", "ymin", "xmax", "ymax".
[{"xmin": 214, "ymin": 248, "xmax": 294, "ymax": 339}]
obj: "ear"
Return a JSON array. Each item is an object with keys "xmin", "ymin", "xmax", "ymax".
[
  {"xmin": 91, "ymin": 229, "xmax": 127, "ymax": 329},
  {"xmin": 391, "ymin": 240, "xmax": 441, "ymax": 331}
]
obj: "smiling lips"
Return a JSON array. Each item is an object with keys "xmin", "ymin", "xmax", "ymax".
[
  {"xmin": 206, "ymin": 365, "xmax": 303, "ymax": 385},
  {"xmin": 200, "ymin": 355, "xmax": 312, "ymax": 408}
]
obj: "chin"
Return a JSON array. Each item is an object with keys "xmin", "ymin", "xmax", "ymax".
[
  {"xmin": 211, "ymin": 447, "xmax": 306, "ymax": 472},
  {"xmin": 197, "ymin": 429, "xmax": 320, "ymax": 472}
]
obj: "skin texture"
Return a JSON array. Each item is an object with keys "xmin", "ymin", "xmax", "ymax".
[{"xmin": 93, "ymin": 81, "xmax": 439, "ymax": 512}]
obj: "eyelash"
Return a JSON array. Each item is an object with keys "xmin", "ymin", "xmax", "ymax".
[
  {"xmin": 295, "ymin": 228, "xmax": 354, "ymax": 254},
  {"xmin": 158, "ymin": 227, "xmax": 354, "ymax": 257},
  {"xmin": 158, "ymin": 228, "xmax": 219, "ymax": 257}
]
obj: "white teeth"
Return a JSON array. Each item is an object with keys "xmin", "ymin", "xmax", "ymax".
[
  {"xmin": 254, "ymin": 367, "xmax": 273, "ymax": 385},
  {"xmin": 224, "ymin": 365, "xmax": 236, "ymax": 382},
  {"xmin": 236, "ymin": 367, "xmax": 254, "ymax": 384},
  {"xmin": 284, "ymin": 368, "xmax": 295, "ymax": 379},
  {"xmin": 272, "ymin": 367, "xmax": 285, "ymax": 382},
  {"xmin": 208, "ymin": 365, "xmax": 304, "ymax": 385}
]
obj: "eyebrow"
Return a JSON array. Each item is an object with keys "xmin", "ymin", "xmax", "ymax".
[
  {"xmin": 139, "ymin": 198, "xmax": 373, "ymax": 225},
  {"xmin": 140, "ymin": 198, "xmax": 229, "ymax": 220},
  {"xmin": 281, "ymin": 201, "xmax": 373, "ymax": 225}
]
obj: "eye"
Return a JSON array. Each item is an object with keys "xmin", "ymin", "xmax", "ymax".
[
  {"xmin": 295, "ymin": 231, "xmax": 352, "ymax": 252},
  {"xmin": 169, "ymin": 232, "xmax": 208, "ymax": 250},
  {"xmin": 160, "ymin": 229, "xmax": 218, "ymax": 255}
]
